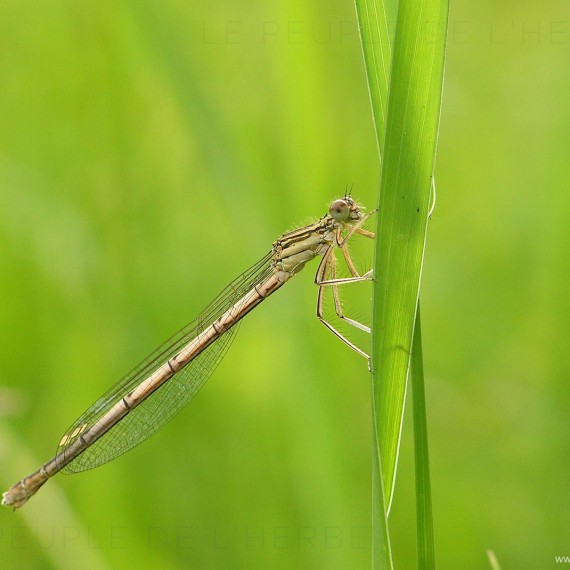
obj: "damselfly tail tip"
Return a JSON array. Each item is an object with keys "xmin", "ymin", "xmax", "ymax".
[
  {"xmin": 2, "ymin": 487, "xmax": 26, "ymax": 509},
  {"xmin": 2, "ymin": 480, "xmax": 41, "ymax": 509}
]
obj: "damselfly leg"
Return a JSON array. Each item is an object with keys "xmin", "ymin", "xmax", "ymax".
[{"xmin": 315, "ymin": 210, "xmax": 376, "ymax": 359}]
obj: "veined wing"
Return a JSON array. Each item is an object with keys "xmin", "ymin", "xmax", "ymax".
[{"xmin": 57, "ymin": 251, "xmax": 274, "ymax": 473}]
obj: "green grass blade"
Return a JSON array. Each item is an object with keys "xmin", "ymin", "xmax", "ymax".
[
  {"xmin": 354, "ymin": 2, "xmax": 397, "ymax": 567},
  {"xmin": 371, "ymin": 0, "xmax": 449, "ymax": 515},
  {"xmin": 357, "ymin": 0, "xmax": 448, "ymax": 565},
  {"xmin": 411, "ymin": 306, "xmax": 436, "ymax": 569},
  {"xmin": 354, "ymin": 0, "xmax": 396, "ymax": 155}
]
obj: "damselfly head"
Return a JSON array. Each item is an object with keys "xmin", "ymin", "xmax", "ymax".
[{"xmin": 329, "ymin": 197, "xmax": 363, "ymax": 223}]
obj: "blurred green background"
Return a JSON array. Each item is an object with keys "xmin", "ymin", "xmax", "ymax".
[{"xmin": 0, "ymin": 1, "xmax": 568, "ymax": 569}]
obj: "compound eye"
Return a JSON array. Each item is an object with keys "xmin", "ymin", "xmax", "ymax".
[{"xmin": 329, "ymin": 199, "xmax": 350, "ymax": 221}]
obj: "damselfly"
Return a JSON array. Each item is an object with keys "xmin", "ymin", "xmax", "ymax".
[{"xmin": 2, "ymin": 196, "xmax": 375, "ymax": 509}]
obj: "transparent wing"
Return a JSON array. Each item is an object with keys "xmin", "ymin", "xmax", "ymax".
[{"xmin": 57, "ymin": 251, "xmax": 274, "ymax": 473}]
